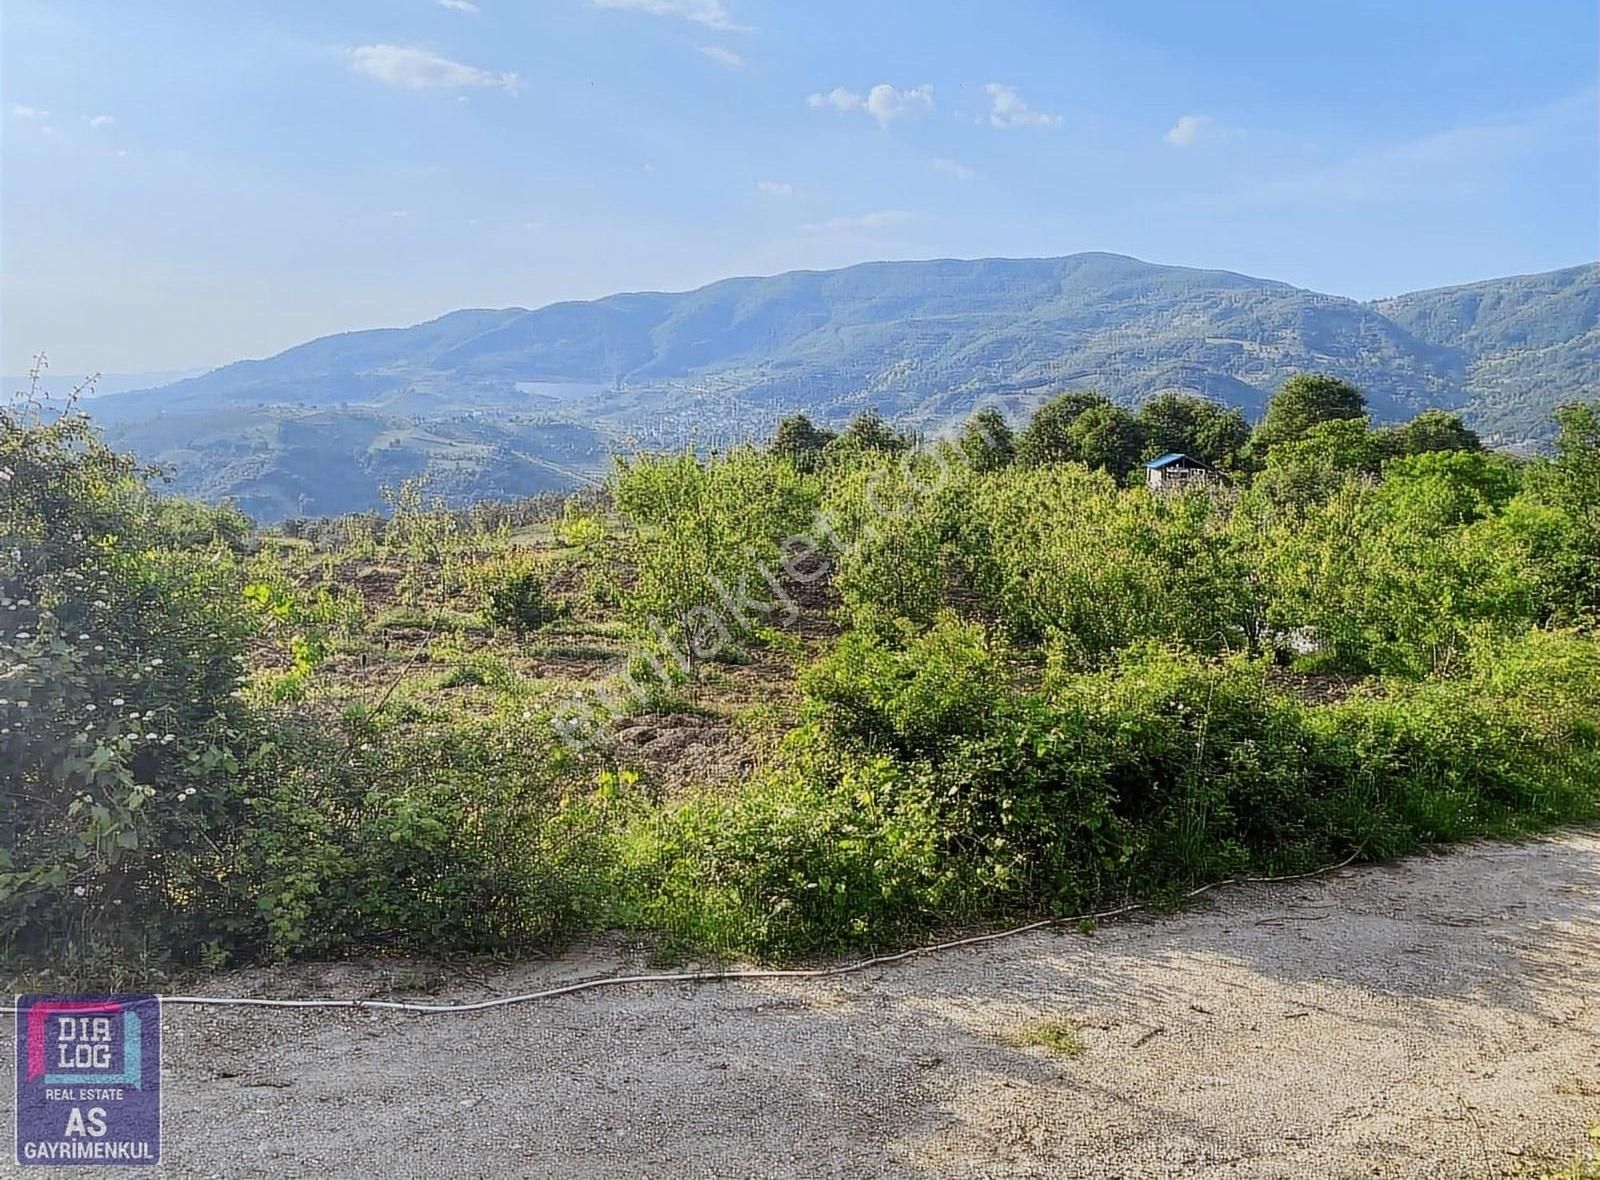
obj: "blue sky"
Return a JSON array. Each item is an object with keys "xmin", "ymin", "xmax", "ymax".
[{"xmin": 3, "ymin": 0, "xmax": 1596, "ymax": 373}]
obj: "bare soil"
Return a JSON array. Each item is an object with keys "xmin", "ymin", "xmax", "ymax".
[{"xmin": 7, "ymin": 832, "xmax": 1597, "ymax": 1179}]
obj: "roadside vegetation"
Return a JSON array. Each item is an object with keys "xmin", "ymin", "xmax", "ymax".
[{"xmin": 3, "ymin": 374, "xmax": 1598, "ymax": 984}]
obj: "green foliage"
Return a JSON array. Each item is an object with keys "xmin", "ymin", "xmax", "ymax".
[
  {"xmin": 1, "ymin": 404, "xmax": 257, "ymax": 971},
  {"xmin": 826, "ymin": 410, "xmax": 912, "ymax": 458},
  {"xmin": 241, "ymin": 553, "xmax": 363, "ymax": 700},
  {"xmin": 553, "ymin": 498, "xmax": 609, "ymax": 552},
  {"xmin": 1016, "ymin": 390, "xmax": 1110, "ymax": 467},
  {"xmin": 1254, "ymin": 417, "xmax": 1386, "ymax": 511},
  {"xmin": 1254, "ymin": 414, "xmax": 1502, "ymax": 515},
  {"xmin": 382, "ymin": 478, "xmax": 464, "ymax": 565},
  {"xmin": 236, "ymin": 714, "xmax": 610, "ymax": 958},
  {"xmin": 770, "ymin": 413, "xmax": 837, "ymax": 473},
  {"xmin": 151, "ymin": 496, "xmax": 253, "ymax": 551},
  {"xmin": 1066, "ymin": 402, "xmax": 1144, "ymax": 481},
  {"xmin": 1381, "ymin": 408, "xmax": 1482, "ymax": 457},
  {"xmin": 957, "ymin": 465, "xmax": 1254, "ymax": 665},
  {"xmin": 1254, "ymin": 372, "xmax": 1369, "ymax": 451},
  {"xmin": 1254, "ymin": 463, "xmax": 1572, "ymax": 676},
  {"xmin": 1136, "ymin": 393, "xmax": 1252, "ymax": 471},
  {"xmin": 659, "ymin": 631, "xmax": 1600, "ymax": 957},
  {"xmin": 613, "ymin": 447, "xmax": 819, "ymax": 675},
  {"xmin": 800, "ymin": 614, "xmax": 1010, "ymax": 755},
  {"xmin": 1537, "ymin": 401, "xmax": 1600, "ymax": 617},
  {"xmin": 14, "ymin": 389, "xmax": 1600, "ymax": 984},
  {"xmin": 468, "ymin": 551, "xmax": 563, "ymax": 635},
  {"xmin": 608, "ymin": 763, "xmax": 956, "ymax": 959},
  {"xmin": 956, "ymin": 408, "xmax": 1016, "ymax": 473},
  {"xmin": 823, "ymin": 452, "xmax": 966, "ymax": 633}
]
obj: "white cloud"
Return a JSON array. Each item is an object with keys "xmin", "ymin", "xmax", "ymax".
[
  {"xmin": 801, "ymin": 209, "xmax": 912, "ymax": 234},
  {"xmin": 590, "ymin": 0, "xmax": 739, "ymax": 30},
  {"xmin": 437, "ymin": 0, "xmax": 480, "ymax": 11},
  {"xmin": 931, "ymin": 156, "xmax": 975, "ymax": 181},
  {"xmin": 347, "ymin": 45, "xmax": 521, "ymax": 93},
  {"xmin": 87, "ymin": 114, "xmax": 116, "ymax": 128},
  {"xmin": 807, "ymin": 83, "xmax": 932, "ymax": 129},
  {"xmin": 10, "ymin": 104, "xmax": 48, "ymax": 120},
  {"xmin": 756, "ymin": 179, "xmax": 794, "ymax": 197},
  {"xmin": 807, "ymin": 87, "xmax": 860, "ymax": 113},
  {"xmin": 985, "ymin": 83, "xmax": 1059, "ymax": 129},
  {"xmin": 1165, "ymin": 113, "xmax": 1222, "ymax": 147},
  {"xmin": 699, "ymin": 45, "xmax": 743, "ymax": 68}
]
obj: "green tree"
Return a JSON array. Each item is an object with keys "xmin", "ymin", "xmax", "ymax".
[
  {"xmin": 1550, "ymin": 401, "xmax": 1600, "ymax": 527},
  {"xmin": 1067, "ymin": 403, "xmax": 1145, "ymax": 481},
  {"xmin": 612, "ymin": 448, "xmax": 818, "ymax": 677},
  {"xmin": 1254, "ymin": 373, "xmax": 1368, "ymax": 451},
  {"xmin": 1016, "ymin": 390, "xmax": 1109, "ymax": 467},
  {"xmin": 956, "ymin": 408, "xmax": 1016, "ymax": 473},
  {"xmin": 1540, "ymin": 400, "xmax": 1600, "ymax": 615},
  {"xmin": 1136, "ymin": 393, "xmax": 1252, "ymax": 470},
  {"xmin": 827, "ymin": 410, "xmax": 911, "ymax": 457},
  {"xmin": 1253, "ymin": 417, "xmax": 1384, "ymax": 512},
  {"xmin": 1382, "ymin": 408, "xmax": 1483, "ymax": 458},
  {"xmin": 770, "ymin": 413, "xmax": 836, "ymax": 473}
]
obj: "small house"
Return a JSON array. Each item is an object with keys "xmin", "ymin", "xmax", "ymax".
[{"xmin": 1143, "ymin": 452, "xmax": 1221, "ymax": 491}]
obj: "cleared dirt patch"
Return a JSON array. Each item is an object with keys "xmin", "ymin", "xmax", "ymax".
[{"xmin": 8, "ymin": 832, "xmax": 1597, "ymax": 1178}]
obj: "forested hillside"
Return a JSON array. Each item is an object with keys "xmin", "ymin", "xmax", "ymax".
[
  {"xmin": 81, "ymin": 254, "xmax": 1597, "ymax": 518},
  {"xmin": 1375, "ymin": 263, "xmax": 1600, "ymax": 445}
]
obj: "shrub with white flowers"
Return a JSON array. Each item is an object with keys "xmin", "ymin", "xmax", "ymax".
[{"xmin": 1, "ymin": 399, "xmax": 256, "ymax": 972}]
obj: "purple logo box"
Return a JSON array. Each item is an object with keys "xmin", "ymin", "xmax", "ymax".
[{"xmin": 14, "ymin": 995, "xmax": 161, "ymax": 1167}]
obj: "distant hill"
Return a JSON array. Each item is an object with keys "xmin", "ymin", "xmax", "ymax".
[
  {"xmin": 1373, "ymin": 263, "xmax": 1599, "ymax": 445},
  {"xmin": 5, "ymin": 368, "xmax": 203, "ymax": 401},
  {"xmin": 89, "ymin": 253, "xmax": 1597, "ymax": 519}
]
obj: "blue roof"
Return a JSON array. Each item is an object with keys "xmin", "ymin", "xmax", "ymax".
[{"xmin": 1143, "ymin": 452, "xmax": 1193, "ymax": 469}]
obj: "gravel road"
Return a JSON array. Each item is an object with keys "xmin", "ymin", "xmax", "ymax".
[{"xmin": 6, "ymin": 832, "xmax": 1598, "ymax": 1179}]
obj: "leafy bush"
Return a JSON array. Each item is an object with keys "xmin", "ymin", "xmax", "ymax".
[
  {"xmin": 236, "ymin": 713, "xmax": 612, "ymax": 959},
  {"xmin": 800, "ymin": 613, "xmax": 1011, "ymax": 755},
  {"xmin": 609, "ymin": 762, "xmax": 956, "ymax": 959},
  {"xmin": 469, "ymin": 551, "xmax": 562, "ymax": 635},
  {"xmin": 612, "ymin": 447, "xmax": 819, "ymax": 674},
  {"xmin": 619, "ymin": 629, "xmax": 1600, "ymax": 959},
  {"xmin": 1, "ymin": 404, "xmax": 257, "ymax": 973}
]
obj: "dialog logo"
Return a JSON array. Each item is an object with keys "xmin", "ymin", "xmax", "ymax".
[{"xmin": 14, "ymin": 994, "xmax": 161, "ymax": 1166}]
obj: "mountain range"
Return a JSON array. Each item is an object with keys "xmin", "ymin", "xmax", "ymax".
[{"xmin": 85, "ymin": 253, "xmax": 1598, "ymax": 521}]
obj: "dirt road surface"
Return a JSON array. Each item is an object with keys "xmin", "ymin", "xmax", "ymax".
[{"xmin": 6, "ymin": 832, "xmax": 1598, "ymax": 1179}]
